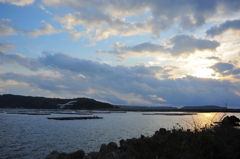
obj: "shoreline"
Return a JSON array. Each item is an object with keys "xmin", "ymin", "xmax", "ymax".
[
  {"xmin": 45, "ymin": 115, "xmax": 240, "ymax": 159},
  {"xmin": 117, "ymin": 109, "xmax": 240, "ymax": 113}
]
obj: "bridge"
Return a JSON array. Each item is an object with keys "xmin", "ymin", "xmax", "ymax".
[{"xmin": 57, "ymin": 101, "xmax": 77, "ymax": 109}]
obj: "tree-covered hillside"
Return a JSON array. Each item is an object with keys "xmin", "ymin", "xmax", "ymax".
[{"xmin": 0, "ymin": 94, "xmax": 114, "ymax": 109}]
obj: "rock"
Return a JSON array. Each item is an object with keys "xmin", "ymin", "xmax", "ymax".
[
  {"xmin": 119, "ymin": 139, "xmax": 127, "ymax": 151},
  {"xmin": 229, "ymin": 116, "xmax": 240, "ymax": 122},
  {"xmin": 57, "ymin": 152, "xmax": 71, "ymax": 159},
  {"xmin": 222, "ymin": 116, "xmax": 240, "ymax": 126},
  {"xmin": 83, "ymin": 156, "xmax": 92, "ymax": 159},
  {"xmin": 104, "ymin": 152, "xmax": 119, "ymax": 159},
  {"xmin": 117, "ymin": 152, "xmax": 132, "ymax": 159},
  {"xmin": 160, "ymin": 128, "xmax": 166, "ymax": 134},
  {"xmin": 118, "ymin": 139, "xmax": 136, "ymax": 159},
  {"xmin": 46, "ymin": 151, "xmax": 59, "ymax": 159},
  {"xmin": 45, "ymin": 151, "xmax": 71, "ymax": 159},
  {"xmin": 88, "ymin": 152, "xmax": 99, "ymax": 159},
  {"xmin": 98, "ymin": 142, "xmax": 118, "ymax": 159},
  {"xmin": 69, "ymin": 149, "xmax": 85, "ymax": 159},
  {"xmin": 107, "ymin": 142, "xmax": 118, "ymax": 149},
  {"xmin": 99, "ymin": 144, "xmax": 107, "ymax": 152}
]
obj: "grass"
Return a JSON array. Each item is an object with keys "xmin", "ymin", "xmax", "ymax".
[
  {"xmin": 129, "ymin": 104, "xmax": 240, "ymax": 159},
  {"xmin": 130, "ymin": 121, "xmax": 240, "ymax": 159}
]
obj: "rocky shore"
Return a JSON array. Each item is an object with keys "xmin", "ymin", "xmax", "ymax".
[{"xmin": 46, "ymin": 115, "xmax": 240, "ymax": 159}]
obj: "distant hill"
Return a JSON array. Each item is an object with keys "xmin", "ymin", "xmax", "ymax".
[
  {"xmin": 71, "ymin": 98, "xmax": 114, "ymax": 110},
  {"xmin": 118, "ymin": 105, "xmax": 178, "ymax": 109},
  {"xmin": 0, "ymin": 94, "xmax": 114, "ymax": 109},
  {"xmin": 181, "ymin": 105, "xmax": 227, "ymax": 109},
  {"xmin": 145, "ymin": 106, "xmax": 178, "ymax": 109}
]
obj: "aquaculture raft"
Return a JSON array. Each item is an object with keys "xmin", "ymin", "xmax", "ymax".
[{"xmin": 47, "ymin": 116, "xmax": 103, "ymax": 120}]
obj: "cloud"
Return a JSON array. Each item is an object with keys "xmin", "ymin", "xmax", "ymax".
[
  {"xmin": 0, "ymin": 41, "xmax": 16, "ymax": 53},
  {"xmin": 1, "ymin": 51, "xmax": 240, "ymax": 106},
  {"xmin": 0, "ymin": 51, "xmax": 163, "ymax": 78},
  {"xmin": 39, "ymin": 4, "xmax": 52, "ymax": 15},
  {"xmin": 210, "ymin": 62, "xmax": 234, "ymax": 73},
  {"xmin": 0, "ymin": 52, "xmax": 42, "ymax": 71},
  {"xmin": 98, "ymin": 34, "xmax": 220, "ymax": 57},
  {"xmin": 149, "ymin": 95, "xmax": 166, "ymax": 102},
  {"xmin": 0, "ymin": 0, "xmax": 35, "ymax": 6},
  {"xmin": 54, "ymin": 12, "xmax": 127, "ymax": 40},
  {"xmin": 43, "ymin": 0, "xmax": 240, "ymax": 39},
  {"xmin": 232, "ymin": 68, "xmax": 240, "ymax": 75},
  {"xmin": 25, "ymin": 24, "xmax": 61, "ymax": 38},
  {"xmin": 86, "ymin": 41, "xmax": 96, "ymax": 47},
  {"xmin": 68, "ymin": 28, "xmax": 82, "ymax": 41},
  {"xmin": 0, "ymin": 70, "xmax": 240, "ymax": 106},
  {"xmin": 0, "ymin": 19, "xmax": 17, "ymax": 36},
  {"xmin": 166, "ymin": 34, "xmax": 220, "ymax": 56},
  {"xmin": 209, "ymin": 62, "xmax": 240, "ymax": 76},
  {"xmin": 206, "ymin": 19, "xmax": 240, "ymax": 37},
  {"xmin": 205, "ymin": 56, "xmax": 221, "ymax": 61}
]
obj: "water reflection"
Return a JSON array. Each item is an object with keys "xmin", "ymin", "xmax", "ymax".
[{"xmin": 181, "ymin": 112, "xmax": 228, "ymax": 129}]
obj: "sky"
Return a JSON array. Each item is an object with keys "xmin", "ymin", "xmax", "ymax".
[{"xmin": 0, "ymin": 0, "xmax": 240, "ymax": 107}]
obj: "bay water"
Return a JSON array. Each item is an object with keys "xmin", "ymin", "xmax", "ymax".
[{"xmin": 1, "ymin": 111, "xmax": 240, "ymax": 159}]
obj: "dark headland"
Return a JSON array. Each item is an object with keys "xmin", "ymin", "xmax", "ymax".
[
  {"xmin": 0, "ymin": 94, "xmax": 114, "ymax": 110},
  {"xmin": 1, "ymin": 94, "xmax": 240, "ymax": 112}
]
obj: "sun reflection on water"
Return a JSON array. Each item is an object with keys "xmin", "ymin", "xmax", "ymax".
[
  {"xmin": 179, "ymin": 112, "xmax": 230, "ymax": 130},
  {"xmin": 184, "ymin": 113, "xmax": 228, "ymax": 129}
]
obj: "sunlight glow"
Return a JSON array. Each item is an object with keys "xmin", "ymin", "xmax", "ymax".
[{"xmin": 192, "ymin": 68, "xmax": 215, "ymax": 78}]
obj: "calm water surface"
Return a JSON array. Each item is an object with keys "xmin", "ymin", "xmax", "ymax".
[{"xmin": 1, "ymin": 111, "xmax": 240, "ymax": 159}]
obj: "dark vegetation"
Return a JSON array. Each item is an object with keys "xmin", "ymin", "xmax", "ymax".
[
  {"xmin": 46, "ymin": 116, "xmax": 240, "ymax": 159},
  {"xmin": 0, "ymin": 94, "xmax": 114, "ymax": 109},
  {"xmin": 129, "ymin": 119, "xmax": 240, "ymax": 159},
  {"xmin": 71, "ymin": 98, "xmax": 114, "ymax": 110},
  {"xmin": 1, "ymin": 94, "xmax": 239, "ymax": 112}
]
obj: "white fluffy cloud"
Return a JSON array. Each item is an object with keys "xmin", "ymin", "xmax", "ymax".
[
  {"xmin": 0, "ymin": 0, "xmax": 35, "ymax": 6},
  {"xmin": 44, "ymin": 0, "xmax": 240, "ymax": 40},
  {"xmin": 0, "ymin": 41, "xmax": 16, "ymax": 53},
  {"xmin": 0, "ymin": 19, "xmax": 17, "ymax": 36},
  {"xmin": 54, "ymin": 12, "xmax": 150, "ymax": 41},
  {"xmin": 25, "ymin": 24, "xmax": 61, "ymax": 38}
]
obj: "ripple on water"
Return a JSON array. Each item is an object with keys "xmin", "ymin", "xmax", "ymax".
[{"xmin": 1, "ymin": 112, "xmax": 240, "ymax": 159}]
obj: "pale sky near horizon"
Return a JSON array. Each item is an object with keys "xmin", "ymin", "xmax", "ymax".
[{"xmin": 0, "ymin": 0, "xmax": 240, "ymax": 107}]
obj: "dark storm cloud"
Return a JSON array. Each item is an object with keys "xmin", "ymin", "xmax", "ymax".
[{"xmin": 206, "ymin": 19, "xmax": 240, "ymax": 37}]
